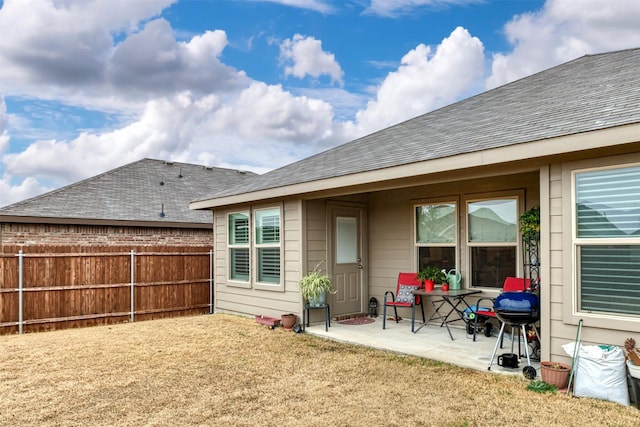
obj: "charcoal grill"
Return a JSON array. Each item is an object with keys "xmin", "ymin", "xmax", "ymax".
[{"xmin": 488, "ymin": 291, "xmax": 540, "ymax": 379}]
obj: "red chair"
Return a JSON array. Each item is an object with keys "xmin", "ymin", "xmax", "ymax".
[
  {"xmin": 469, "ymin": 277, "xmax": 531, "ymax": 342},
  {"xmin": 382, "ymin": 272, "xmax": 425, "ymax": 332}
]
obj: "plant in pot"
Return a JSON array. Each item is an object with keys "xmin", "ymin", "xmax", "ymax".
[
  {"xmin": 281, "ymin": 313, "xmax": 297, "ymax": 330},
  {"xmin": 624, "ymin": 337, "xmax": 640, "ymax": 379},
  {"xmin": 417, "ymin": 267, "xmax": 447, "ymax": 291},
  {"xmin": 540, "ymin": 361, "xmax": 571, "ymax": 389},
  {"xmin": 299, "ymin": 263, "xmax": 335, "ymax": 307}
]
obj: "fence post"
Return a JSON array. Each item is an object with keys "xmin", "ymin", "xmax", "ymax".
[
  {"xmin": 130, "ymin": 250, "xmax": 135, "ymax": 323},
  {"xmin": 18, "ymin": 250, "xmax": 24, "ymax": 334},
  {"xmin": 209, "ymin": 250, "xmax": 214, "ymax": 314}
]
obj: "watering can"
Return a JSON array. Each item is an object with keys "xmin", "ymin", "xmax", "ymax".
[{"xmin": 446, "ymin": 269, "xmax": 461, "ymax": 290}]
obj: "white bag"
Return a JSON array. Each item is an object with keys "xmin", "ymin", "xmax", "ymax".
[{"xmin": 562, "ymin": 342, "xmax": 629, "ymax": 406}]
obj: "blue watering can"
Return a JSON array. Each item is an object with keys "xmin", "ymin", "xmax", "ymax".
[{"xmin": 445, "ymin": 269, "xmax": 461, "ymax": 290}]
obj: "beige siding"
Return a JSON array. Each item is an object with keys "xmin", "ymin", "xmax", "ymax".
[
  {"xmin": 552, "ymin": 153, "xmax": 640, "ymax": 364},
  {"xmin": 213, "ymin": 200, "xmax": 303, "ymax": 318},
  {"xmin": 368, "ymin": 172, "xmax": 540, "ymax": 320},
  {"xmin": 304, "ymin": 199, "xmax": 328, "ymax": 273}
]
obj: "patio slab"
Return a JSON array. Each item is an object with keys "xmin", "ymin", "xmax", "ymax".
[{"xmin": 303, "ymin": 317, "xmax": 541, "ymax": 378}]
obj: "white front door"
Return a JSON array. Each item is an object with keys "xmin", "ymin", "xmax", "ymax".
[{"xmin": 329, "ymin": 204, "xmax": 366, "ymax": 316}]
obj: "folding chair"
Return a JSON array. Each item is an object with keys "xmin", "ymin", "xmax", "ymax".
[{"xmin": 382, "ymin": 272, "xmax": 425, "ymax": 333}]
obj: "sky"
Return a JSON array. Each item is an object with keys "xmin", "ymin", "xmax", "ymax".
[{"xmin": 1, "ymin": 0, "xmax": 640, "ymax": 207}]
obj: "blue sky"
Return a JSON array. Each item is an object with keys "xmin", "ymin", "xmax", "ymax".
[{"xmin": 1, "ymin": 0, "xmax": 640, "ymax": 207}]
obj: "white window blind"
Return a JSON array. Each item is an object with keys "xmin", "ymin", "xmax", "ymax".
[
  {"xmin": 576, "ymin": 165, "xmax": 640, "ymax": 316},
  {"xmin": 255, "ymin": 208, "xmax": 281, "ymax": 285}
]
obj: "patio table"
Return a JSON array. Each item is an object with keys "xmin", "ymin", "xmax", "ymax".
[{"xmin": 413, "ymin": 288, "xmax": 482, "ymax": 340}]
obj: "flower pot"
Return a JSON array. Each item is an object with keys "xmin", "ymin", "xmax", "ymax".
[
  {"xmin": 281, "ymin": 313, "xmax": 297, "ymax": 330},
  {"xmin": 424, "ymin": 280, "xmax": 434, "ymax": 292},
  {"xmin": 628, "ymin": 360, "xmax": 640, "ymax": 379},
  {"xmin": 441, "ymin": 284, "xmax": 449, "ymax": 291},
  {"xmin": 308, "ymin": 291, "xmax": 327, "ymax": 307},
  {"xmin": 540, "ymin": 361, "xmax": 570, "ymax": 389}
]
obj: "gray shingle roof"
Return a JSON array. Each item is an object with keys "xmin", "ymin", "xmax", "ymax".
[
  {"xmin": 195, "ymin": 47, "xmax": 640, "ymax": 202},
  {"xmin": 0, "ymin": 158, "xmax": 254, "ymax": 224}
]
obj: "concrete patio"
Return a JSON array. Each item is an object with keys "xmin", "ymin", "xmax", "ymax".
[{"xmin": 303, "ymin": 316, "xmax": 541, "ymax": 378}]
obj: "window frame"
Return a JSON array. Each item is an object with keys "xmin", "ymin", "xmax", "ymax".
[
  {"xmin": 464, "ymin": 191, "xmax": 524, "ymax": 288},
  {"xmin": 572, "ymin": 162, "xmax": 640, "ymax": 320},
  {"xmin": 225, "ymin": 204, "xmax": 284, "ymax": 291},
  {"xmin": 253, "ymin": 206, "xmax": 283, "ymax": 290},
  {"xmin": 227, "ymin": 210, "xmax": 251, "ymax": 288},
  {"xmin": 413, "ymin": 198, "xmax": 459, "ymax": 273}
]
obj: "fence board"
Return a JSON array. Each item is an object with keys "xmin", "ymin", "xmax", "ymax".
[{"xmin": 0, "ymin": 245, "xmax": 213, "ymax": 334}]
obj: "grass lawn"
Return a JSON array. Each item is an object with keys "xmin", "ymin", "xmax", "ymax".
[{"xmin": 0, "ymin": 313, "xmax": 637, "ymax": 426}]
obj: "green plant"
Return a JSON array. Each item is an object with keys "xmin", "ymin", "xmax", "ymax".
[
  {"xmin": 298, "ymin": 263, "xmax": 335, "ymax": 301},
  {"xmin": 519, "ymin": 206, "xmax": 540, "ymax": 242},
  {"xmin": 526, "ymin": 380, "xmax": 557, "ymax": 394},
  {"xmin": 417, "ymin": 266, "xmax": 447, "ymax": 284}
]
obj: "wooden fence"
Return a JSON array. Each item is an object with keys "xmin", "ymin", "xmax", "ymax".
[{"xmin": 0, "ymin": 245, "xmax": 213, "ymax": 334}]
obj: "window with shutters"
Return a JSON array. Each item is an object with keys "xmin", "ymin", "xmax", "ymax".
[
  {"xmin": 227, "ymin": 206, "xmax": 282, "ymax": 289},
  {"xmin": 228, "ymin": 212, "xmax": 250, "ymax": 283},
  {"xmin": 574, "ymin": 164, "xmax": 640, "ymax": 317},
  {"xmin": 254, "ymin": 208, "xmax": 281, "ymax": 285}
]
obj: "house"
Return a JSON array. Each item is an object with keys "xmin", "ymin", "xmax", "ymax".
[
  {"xmin": 0, "ymin": 158, "xmax": 254, "ymax": 333},
  {"xmin": 190, "ymin": 48, "xmax": 640, "ymax": 363}
]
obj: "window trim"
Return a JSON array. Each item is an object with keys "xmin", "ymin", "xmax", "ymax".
[
  {"xmin": 225, "ymin": 204, "xmax": 284, "ymax": 292},
  {"xmin": 463, "ymin": 190, "xmax": 524, "ymax": 289},
  {"xmin": 253, "ymin": 205, "xmax": 284, "ymax": 290},
  {"xmin": 413, "ymin": 198, "xmax": 459, "ymax": 272},
  {"xmin": 571, "ymin": 162, "xmax": 640, "ymax": 321},
  {"xmin": 227, "ymin": 210, "xmax": 251, "ymax": 289}
]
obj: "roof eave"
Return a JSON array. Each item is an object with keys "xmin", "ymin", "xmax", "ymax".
[
  {"xmin": 0, "ymin": 215, "xmax": 212, "ymax": 229},
  {"xmin": 190, "ymin": 123, "xmax": 640, "ymax": 210}
]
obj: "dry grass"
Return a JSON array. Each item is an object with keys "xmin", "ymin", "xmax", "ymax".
[{"xmin": 0, "ymin": 314, "xmax": 637, "ymax": 426}]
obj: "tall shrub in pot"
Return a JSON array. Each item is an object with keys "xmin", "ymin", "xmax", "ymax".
[{"xmin": 299, "ymin": 263, "xmax": 335, "ymax": 307}]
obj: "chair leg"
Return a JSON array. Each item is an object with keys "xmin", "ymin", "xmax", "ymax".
[
  {"xmin": 383, "ymin": 304, "xmax": 387, "ymax": 329},
  {"xmin": 473, "ymin": 309, "xmax": 479, "ymax": 342},
  {"xmin": 393, "ymin": 307, "xmax": 399, "ymax": 323},
  {"xmin": 411, "ymin": 304, "xmax": 415, "ymax": 333},
  {"xmin": 419, "ymin": 300, "xmax": 425, "ymax": 323}
]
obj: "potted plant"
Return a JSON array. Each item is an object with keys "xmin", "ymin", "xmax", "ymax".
[
  {"xmin": 299, "ymin": 263, "xmax": 335, "ymax": 307},
  {"xmin": 417, "ymin": 266, "xmax": 447, "ymax": 291},
  {"xmin": 540, "ymin": 361, "xmax": 571, "ymax": 389},
  {"xmin": 624, "ymin": 338, "xmax": 640, "ymax": 379},
  {"xmin": 519, "ymin": 206, "xmax": 540, "ymax": 243},
  {"xmin": 281, "ymin": 313, "xmax": 297, "ymax": 330}
]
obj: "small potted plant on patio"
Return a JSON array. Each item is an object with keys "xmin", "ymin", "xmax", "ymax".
[
  {"xmin": 417, "ymin": 266, "xmax": 447, "ymax": 291},
  {"xmin": 299, "ymin": 262, "xmax": 335, "ymax": 307}
]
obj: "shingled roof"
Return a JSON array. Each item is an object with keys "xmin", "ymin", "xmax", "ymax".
[
  {"xmin": 0, "ymin": 158, "xmax": 254, "ymax": 226},
  {"xmin": 193, "ymin": 47, "xmax": 640, "ymax": 204}
]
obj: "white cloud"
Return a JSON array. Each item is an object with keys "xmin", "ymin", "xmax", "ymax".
[
  {"xmin": 366, "ymin": 0, "xmax": 481, "ymax": 17},
  {"xmin": 0, "ymin": 96, "xmax": 8, "ymax": 154},
  {"xmin": 1, "ymin": 85, "xmax": 339, "ymax": 204},
  {"xmin": 0, "ymin": 0, "xmax": 248, "ymax": 111},
  {"xmin": 251, "ymin": 0, "xmax": 335, "ymax": 14},
  {"xmin": 487, "ymin": 0, "xmax": 640, "ymax": 88},
  {"xmin": 280, "ymin": 34, "xmax": 344, "ymax": 84},
  {"xmin": 352, "ymin": 26, "xmax": 484, "ymax": 135},
  {"xmin": 0, "ymin": 175, "xmax": 52, "ymax": 208}
]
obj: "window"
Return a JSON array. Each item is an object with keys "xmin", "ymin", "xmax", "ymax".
[
  {"xmin": 467, "ymin": 198, "xmax": 518, "ymax": 288},
  {"xmin": 574, "ymin": 165, "xmax": 640, "ymax": 317},
  {"xmin": 415, "ymin": 202, "xmax": 457, "ymax": 272},
  {"xmin": 228, "ymin": 212, "xmax": 250, "ymax": 282},
  {"xmin": 254, "ymin": 208, "xmax": 281, "ymax": 284}
]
